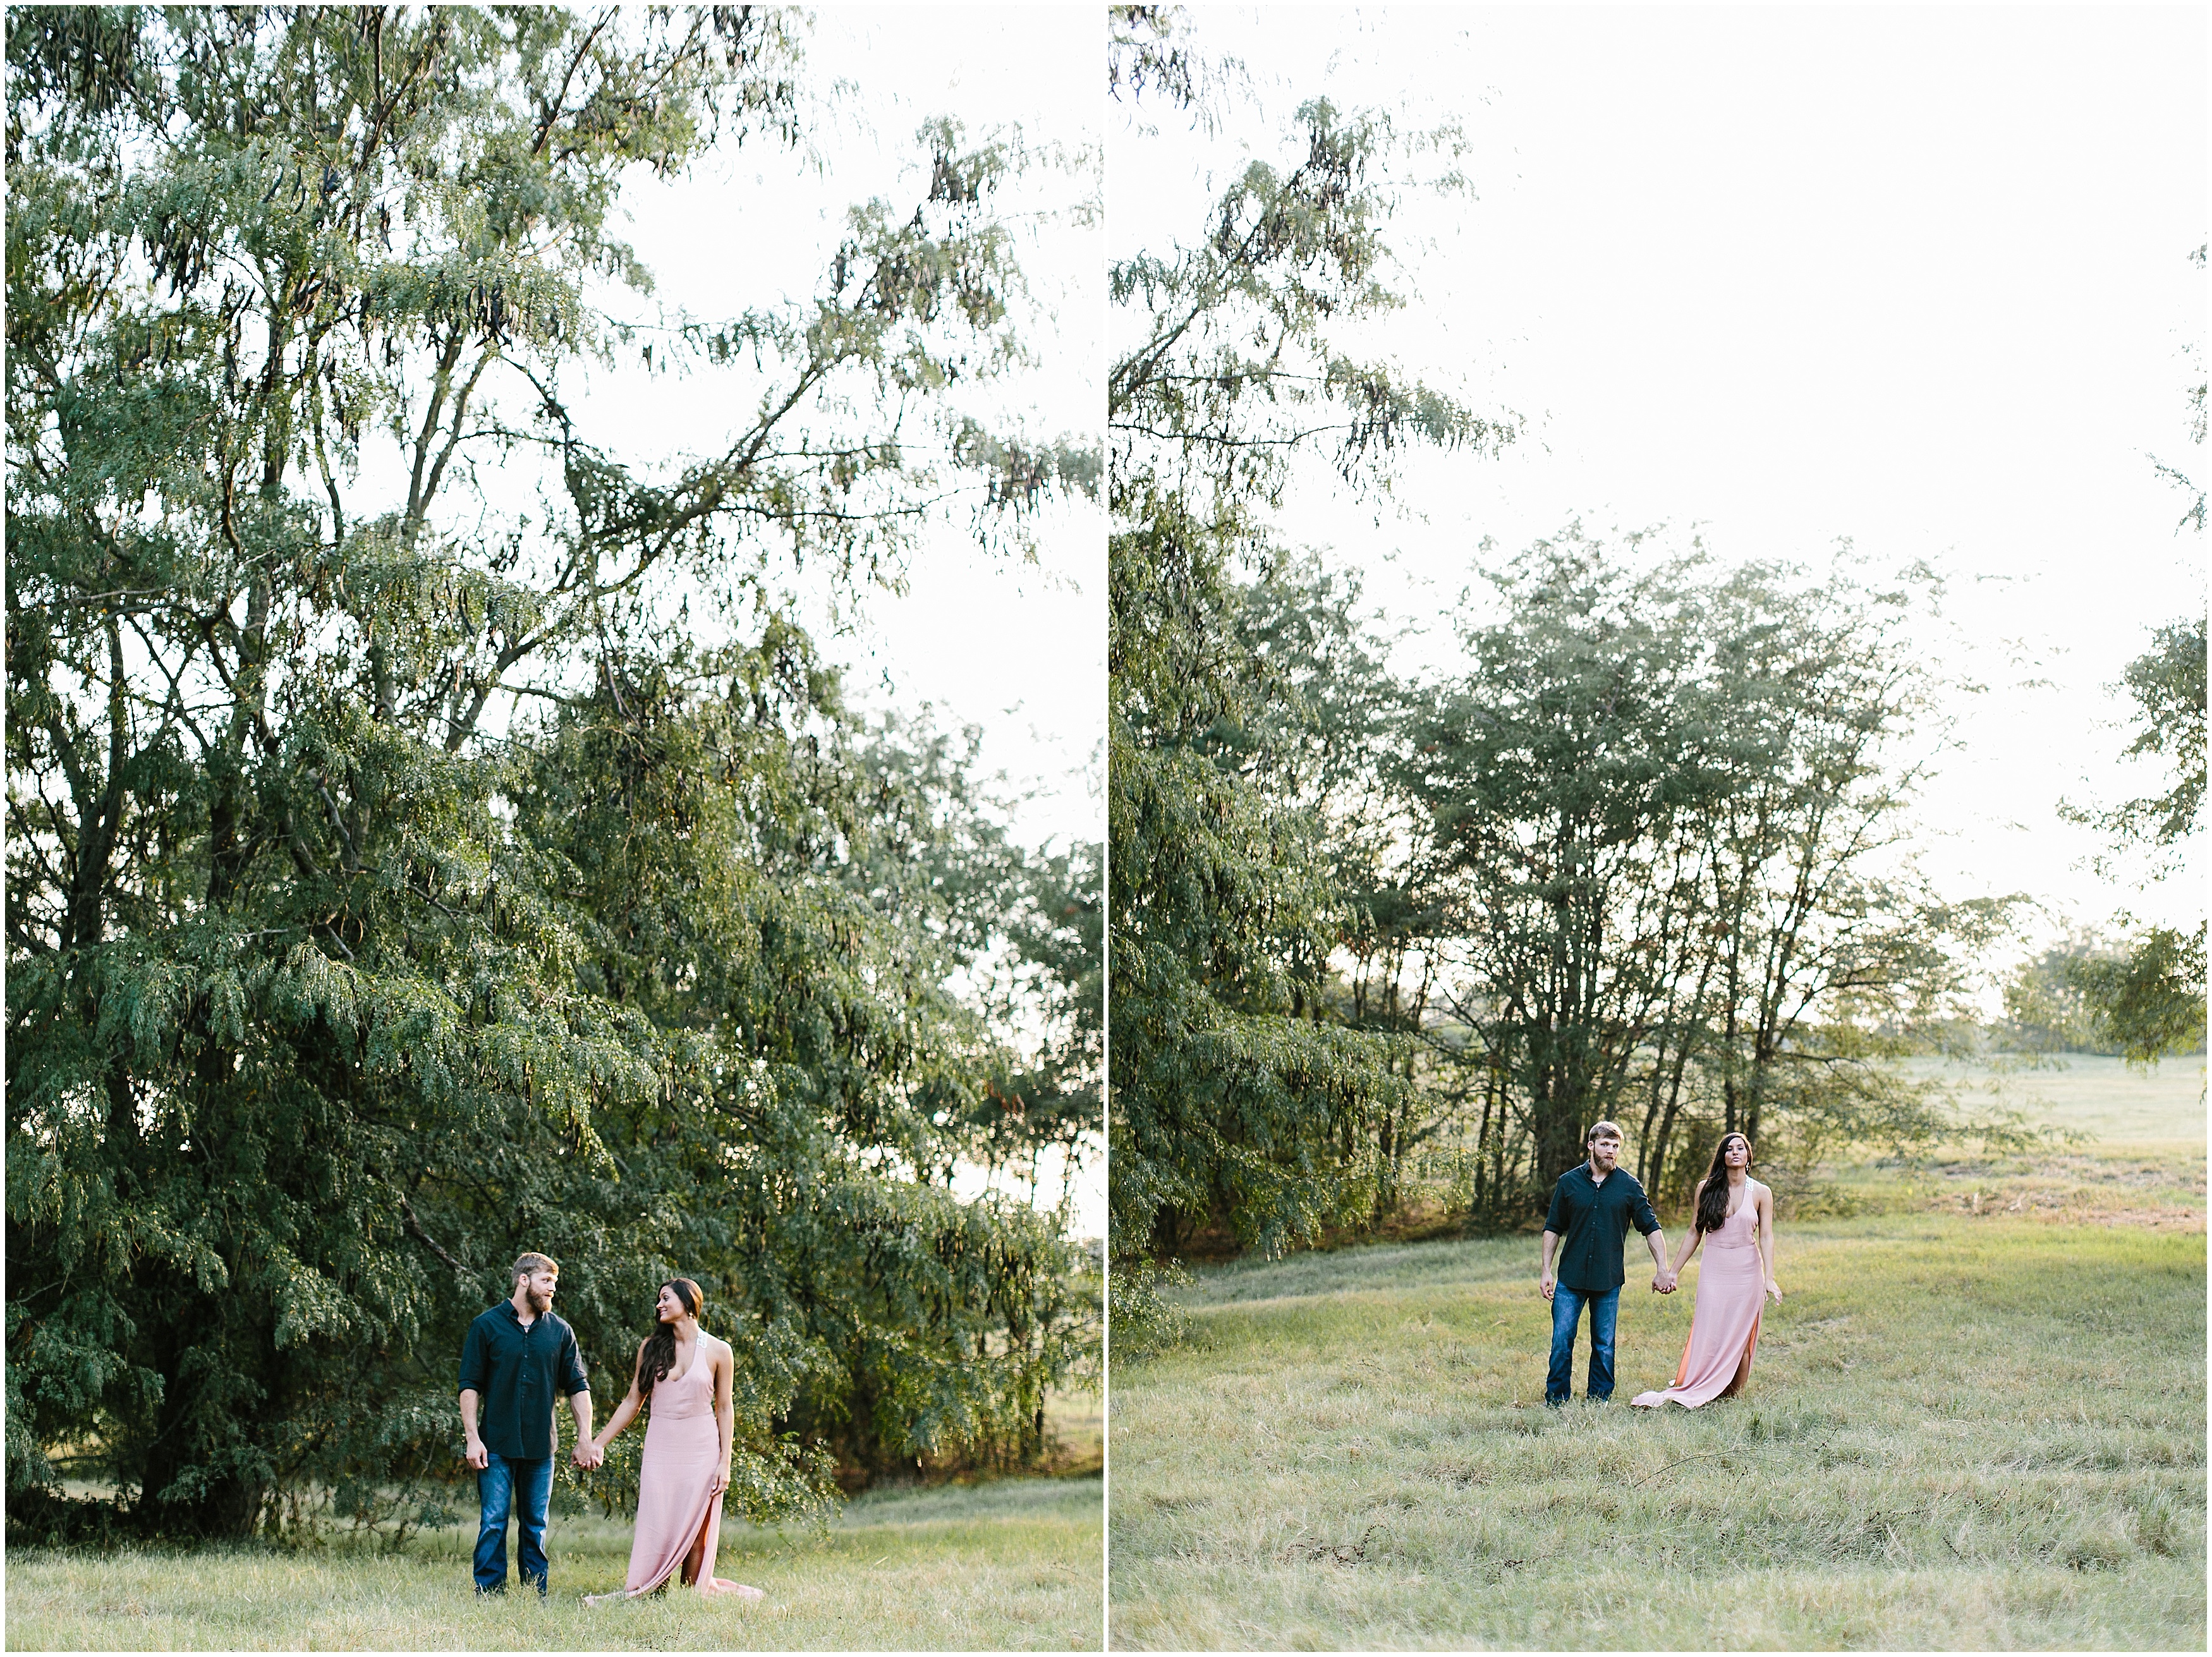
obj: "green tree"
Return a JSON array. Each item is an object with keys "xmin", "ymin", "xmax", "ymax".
[
  {"xmin": 2060, "ymin": 619, "xmax": 2208, "ymax": 1066},
  {"xmin": 1402, "ymin": 536, "xmax": 2011, "ymax": 1213},
  {"xmin": 2057, "ymin": 256, "xmax": 2208, "ymax": 1069},
  {"xmin": 6, "ymin": 5, "xmax": 1095, "ymax": 1539},
  {"xmin": 1105, "ymin": 7, "xmax": 1512, "ymax": 1263},
  {"xmin": 1996, "ymin": 933, "xmax": 2112, "ymax": 1055}
]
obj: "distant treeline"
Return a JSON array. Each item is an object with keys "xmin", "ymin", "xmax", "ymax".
[{"xmin": 1992, "ymin": 934, "xmax": 2207, "ymax": 1059}]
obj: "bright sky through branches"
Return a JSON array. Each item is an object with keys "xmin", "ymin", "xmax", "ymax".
[
  {"xmin": 605, "ymin": 6, "xmax": 1102, "ymax": 848},
  {"xmin": 1111, "ymin": 4, "xmax": 2205, "ymax": 956},
  {"xmin": 604, "ymin": 7, "xmax": 1105, "ymax": 1235}
]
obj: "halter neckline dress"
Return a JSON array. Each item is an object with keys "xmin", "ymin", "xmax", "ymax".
[
  {"xmin": 1632, "ymin": 1180, "xmax": 1766, "ymax": 1410},
  {"xmin": 589, "ymin": 1339, "xmax": 761, "ymax": 1601}
]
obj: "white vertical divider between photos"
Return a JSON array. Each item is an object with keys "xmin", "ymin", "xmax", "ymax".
[{"xmin": 1096, "ymin": 6, "xmax": 1114, "ymax": 1646}]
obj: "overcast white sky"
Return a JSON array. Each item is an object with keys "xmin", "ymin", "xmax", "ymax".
[{"xmin": 1111, "ymin": 4, "xmax": 2206, "ymax": 959}]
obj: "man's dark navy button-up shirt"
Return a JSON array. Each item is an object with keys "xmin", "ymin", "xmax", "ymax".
[
  {"xmin": 1545, "ymin": 1162, "xmax": 1662, "ymax": 1292},
  {"xmin": 457, "ymin": 1301, "xmax": 591, "ymax": 1462}
]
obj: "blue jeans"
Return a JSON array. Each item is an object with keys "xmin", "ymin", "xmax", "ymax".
[
  {"xmin": 473, "ymin": 1451, "xmax": 552, "ymax": 1594},
  {"xmin": 1547, "ymin": 1283, "xmax": 1620, "ymax": 1404}
]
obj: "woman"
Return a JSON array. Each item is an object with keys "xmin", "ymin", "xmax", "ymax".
[
  {"xmin": 583, "ymin": 1279, "xmax": 764, "ymax": 1602},
  {"xmin": 1631, "ymin": 1133, "xmax": 1781, "ymax": 1409}
]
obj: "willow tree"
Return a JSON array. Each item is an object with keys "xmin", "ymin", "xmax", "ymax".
[
  {"xmin": 6, "ymin": 5, "xmax": 1094, "ymax": 1539},
  {"xmin": 1106, "ymin": 6, "xmax": 1514, "ymax": 1262}
]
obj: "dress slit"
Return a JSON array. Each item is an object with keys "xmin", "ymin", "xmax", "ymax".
[
  {"xmin": 1631, "ymin": 1192, "xmax": 1768, "ymax": 1411},
  {"xmin": 586, "ymin": 1348, "xmax": 756, "ymax": 1601}
]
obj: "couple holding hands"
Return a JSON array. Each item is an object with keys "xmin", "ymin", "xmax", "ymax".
[
  {"xmin": 1539, "ymin": 1122, "xmax": 1782, "ymax": 1410},
  {"xmin": 456, "ymin": 1253, "xmax": 763, "ymax": 1603}
]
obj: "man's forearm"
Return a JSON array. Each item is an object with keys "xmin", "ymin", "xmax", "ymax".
[
  {"xmin": 1646, "ymin": 1231, "xmax": 1670, "ymax": 1273},
  {"xmin": 570, "ymin": 1392, "xmax": 594, "ymax": 1441},
  {"xmin": 1540, "ymin": 1230, "xmax": 1558, "ymax": 1273},
  {"xmin": 459, "ymin": 1389, "xmax": 481, "ymax": 1443}
]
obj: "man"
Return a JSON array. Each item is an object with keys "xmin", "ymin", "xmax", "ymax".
[
  {"xmin": 1538, "ymin": 1121, "xmax": 1674, "ymax": 1405},
  {"xmin": 458, "ymin": 1253, "xmax": 603, "ymax": 1595}
]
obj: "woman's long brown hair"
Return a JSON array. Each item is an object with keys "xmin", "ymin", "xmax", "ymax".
[
  {"xmin": 1692, "ymin": 1134, "xmax": 1753, "ymax": 1234},
  {"xmin": 638, "ymin": 1278, "xmax": 703, "ymax": 1395}
]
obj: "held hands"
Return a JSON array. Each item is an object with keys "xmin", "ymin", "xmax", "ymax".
[
  {"xmin": 1651, "ymin": 1269, "xmax": 1679, "ymax": 1294},
  {"xmin": 571, "ymin": 1438, "xmax": 605, "ymax": 1470}
]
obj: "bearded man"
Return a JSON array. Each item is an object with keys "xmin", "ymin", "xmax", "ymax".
[
  {"xmin": 458, "ymin": 1252, "xmax": 600, "ymax": 1595},
  {"xmin": 1538, "ymin": 1122, "xmax": 1675, "ymax": 1405}
]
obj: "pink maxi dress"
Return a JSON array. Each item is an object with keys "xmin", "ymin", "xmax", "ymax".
[
  {"xmin": 1632, "ymin": 1181, "xmax": 1767, "ymax": 1409},
  {"xmin": 592, "ymin": 1343, "xmax": 759, "ymax": 1600}
]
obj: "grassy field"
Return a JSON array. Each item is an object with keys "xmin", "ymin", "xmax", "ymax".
[
  {"xmin": 8, "ymin": 1399, "xmax": 1104, "ymax": 1651},
  {"xmin": 1109, "ymin": 1060, "xmax": 2206, "ymax": 1650},
  {"xmin": 1903, "ymin": 1051, "xmax": 2205, "ymax": 1146}
]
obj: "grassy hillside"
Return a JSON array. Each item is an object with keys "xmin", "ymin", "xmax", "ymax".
[{"xmin": 1108, "ymin": 1064, "xmax": 2206, "ymax": 1650}]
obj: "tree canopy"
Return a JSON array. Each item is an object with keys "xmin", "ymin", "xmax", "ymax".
[
  {"xmin": 2054, "ymin": 260, "xmax": 2207, "ymax": 1072},
  {"xmin": 6, "ymin": 4, "xmax": 1098, "ymax": 1542},
  {"xmin": 1105, "ymin": 6, "xmax": 1510, "ymax": 1268}
]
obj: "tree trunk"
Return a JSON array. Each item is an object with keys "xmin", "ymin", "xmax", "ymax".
[{"xmin": 130, "ymin": 1302, "xmax": 272, "ymax": 1539}]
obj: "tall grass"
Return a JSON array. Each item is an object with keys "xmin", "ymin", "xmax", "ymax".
[
  {"xmin": 6, "ymin": 1471, "xmax": 1103, "ymax": 1651},
  {"xmin": 1109, "ymin": 1139, "xmax": 2205, "ymax": 1650}
]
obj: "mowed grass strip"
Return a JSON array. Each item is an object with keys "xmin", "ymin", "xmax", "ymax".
[
  {"xmin": 1110, "ymin": 1208, "xmax": 2205, "ymax": 1651},
  {"xmin": 5, "ymin": 1472, "xmax": 1103, "ymax": 1651}
]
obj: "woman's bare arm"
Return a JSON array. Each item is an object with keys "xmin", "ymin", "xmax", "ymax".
[
  {"xmin": 710, "ymin": 1338, "xmax": 735, "ymax": 1495},
  {"xmin": 592, "ymin": 1342, "xmax": 651, "ymax": 1451},
  {"xmin": 1758, "ymin": 1182, "xmax": 1782, "ymax": 1301},
  {"xmin": 1670, "ymin": 1181, "xmax": 1710, "ymax": 1274}
]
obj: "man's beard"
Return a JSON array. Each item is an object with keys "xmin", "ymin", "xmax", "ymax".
[{"xmin": 525, "ymin": 1285, "xmax": 553, "ymax": 1314}]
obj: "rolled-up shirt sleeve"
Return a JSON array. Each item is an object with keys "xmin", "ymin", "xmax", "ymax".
[
  {"xmin": 559, "ymin": 1326, "xmax": 590, "ymax": 1398},
  {"xmin": 458, "ymin": 1319, "xmax": 489, "ymax": 1394},
  {"xmin": 1630, "ymin": 1182, "xmax": 1662, "ymax": 1236}
]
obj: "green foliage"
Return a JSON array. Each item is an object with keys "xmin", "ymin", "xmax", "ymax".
[
  {"xmin": 1105, "ymin": 19, "xmax": 1998, "ymax": 1256},
  {"xmin": 6, "ymin": 5, "xmax": 1097, "ymax": 1540},
  {"xmin": 1401, "ymin": 536, "xmax": 2017, "ymax": 1212},
  {"xmin": 2066, "ymin": 928, "xmax": 2209, "ymax": 1070},
  {"xmin": 1991, "ymin": 925, "xmax": 2204, "ymax": 1068},
  {"xmin": 1105, "ymin": 1254, "xmax": 1193, "ymax": 1363},
  {"xmin": 2067, "ymin": 619, "xmax": 2209, "ymax": 859},
  {"xmin": 1998, "ymin": 932, "xmax": 2117, "ymax": 1055},
  {"xmin": 1106, "ymin": 32, "xmax": 1512, "ymax": 1263},
  {"xmin": 2058, "ymin": 321, "xmax": 2206, "ymax": 1071}
]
